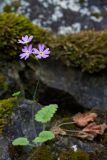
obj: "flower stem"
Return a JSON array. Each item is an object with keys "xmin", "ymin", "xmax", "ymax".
[
  {"xmin": 33, "ymin": 59, "xmax": 41, "ymax": 101},
  {"xmin": 33, "ymin": 79, "xmax": 40, "ymax": 101},
  {"xmin": 43, "ymin": 124, "xmax": 46, "ymax": 131}
]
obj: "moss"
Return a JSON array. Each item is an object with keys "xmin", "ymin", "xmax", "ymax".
[
  {"xmin": 0, "ymin": 97, "xmax": 17, "ymax": 134},
  {"xmin": 1, "ymin": 13, "xmax": 107, "ymax": 73},
  {"xmin": 101, "ymin": 131, "xmax": 107, "ymax": 145},
  {"xmin": 9, "ymin": 145, "xmax": 26, "ymax": 159},
  {"xmin": 89, "ymin": 150, "xmax": 106, "ymax": 160},
  {"xmin": 55, "ymin": 30, "xmax": 107, "ymax": 73},
  {"xmin": 0, "ymin": 13, "xmax": 53, "ymax": 60},
  {"xmin": 79, "ymin": 0, "xmax": 85, "ymax": 4},
  {"xmin": 29, "ymin": 146, "xmax": 54, "ymax": 160},
  {"xmin": 3, "ymin": 1, "xmax": 20, "ymax": 13},
  {"xmin": 60, "ymin": 149, "xmax": 90, "ymax": 160},
  {"xmin": 91, "ymin": 12, "xmax": 103, "ymax": 19},
  {"xmin": 0, "ymin": 73, "xmax": 8, "ymax": 91}
]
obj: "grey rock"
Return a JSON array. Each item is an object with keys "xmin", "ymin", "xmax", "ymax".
[
  {"xmin": 0, "ymin": 99, "xmax": 43, "ymax": 160},
  {"xmin": 0, "ymin": 136, "xmax": 10, "ymax": 160},
  {"xmin": 5, "ymin": 99, "xmax": 43, "ymax": 140},
  {"xmin": 53, "ymin": 136, "xmax": 107, "ymax": 160},
  {"xmin": 0, "ymin": 62, "xmax": 25, "ymax": 99},
  {"xmin": 34, "ymin": 61, "xmax": 107, "ymax": 110},
  {"xmin": 54, "ymin": 136, "xmax": 105, "ymax": 153}
]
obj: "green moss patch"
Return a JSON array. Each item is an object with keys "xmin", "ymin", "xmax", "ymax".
[
  {"xmin": 0, "ymin": 73, "xmax": 8, "ymax": 91},
  {"xmin": 29, "ymin": 146, "xmax": 54, "ymax": 160},
  {"xmin": 0, "ymin": 97, "xmax": 17, "ymax": 134},
  {"xmin": 59, "ymin": 149, "xmax": 90, "ymax": 160},
  {"xmin": 55, "ymin": 30, "xmax": 107, "ymax": 73}
]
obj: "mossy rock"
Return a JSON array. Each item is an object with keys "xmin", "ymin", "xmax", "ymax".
[
  {"xmin": 56, "ymin": 30, "xmax": 107, "ymax": 73},
  {"xmin": 0, "ymin": 73, "xmax": 8, "ymax": 92},
  {"xmin": 101, "ymin": 131, "xmax": 107, "ymax": 144},
  {"xmin": 8, "ymin": 145, "xmax": 25, "ymax": 159},
  {"xmin": 0, "ymin": 97, "xmax": 17, "ymax": 134},
  {"xmin": 0, "ymin": 13, "xmax": 52, "ymax": 60},
  {"xmin": 29, "ymin": 146, "xmax": 54, "ymax": 160},
  {"xmin": 1, "ymin": 13, "xmax": 107, "ymax": 73},
  {"xmin": 60, "ymin": 149, "xmax": 90, "ymax": 160},
  {"xmin": 3, "ymin": 1, "xmax": 20, "ymax": 13}
]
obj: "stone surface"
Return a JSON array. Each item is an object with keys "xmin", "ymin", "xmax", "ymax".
[
  {"xmin": 5, "ymin": 99, "xmax": 42, "ymax": 140},
  {"xmin": 0, "ymin": 61, "xmax": 25, "ymax": 99},
  {"xmin": 0, "ymin": 0, "xmax": 107, "ymax": 34},
  {"xmin": 53, "ymin": 136, "xmax": 107, "ymax": 160},
  {"xmin": 0, "ymin": 99, "xmax": 43, "ymax": 160},
  {"xmin": 54, "ymin": 136, "xmax": 105, "ymax": 153},
  {"xmin": 34, "ymin": 60, "xmax": 107, "ymax": 110},
  {"xmin": 0, "ymin": 136, "xmax": 10, "ymax": 160}
]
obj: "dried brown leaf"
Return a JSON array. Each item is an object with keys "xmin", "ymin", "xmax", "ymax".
[
  {"xmin": 76, "ymin": 122, "xmax": 107, "ymax": 140},
  {"xmin": 82, "ymin": 122, "xmax": 107, "ymax": 135},
  {"xmin": 72, "ymin": 112, "xmax": 97, "ymax": 127},
  {"xmin": 51, "ymin": 126, "xmax": 66, "ymax": 137},
  {"xmin": 76, "ymin": 131, "xmax": 95, "ymax": 140}
]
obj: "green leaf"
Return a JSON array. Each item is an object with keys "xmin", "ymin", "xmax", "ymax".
[
  {"xmin": 35, "ymin": 104, "xmax": 58, "ymax": 123},
  {"xmin": 12, "ymin": 91, "xmax": 21, "ymax": 97},
  {"xmin": 33, "ymin": 131, "xmax": 55, "ymax": 143},
  {"xmin": 12, "ymin": 137, "xmax": 29, "ymax": 146}
]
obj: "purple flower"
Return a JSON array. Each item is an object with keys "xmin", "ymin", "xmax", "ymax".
[
  {"xmin": 19, "ymin": 44, "xmax": 33, "ymax": 60},
  {"xmin": 18, "ymin": 35, "xmax": 33, "ymax": 44},
  {"xmin": 33, "ymin": 44, "xmax": 50, "ymax": 59}
]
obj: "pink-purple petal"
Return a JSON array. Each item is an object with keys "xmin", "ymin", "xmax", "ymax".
[
  {"xmin": 38, "ymin": 44, "xmax": 44, "ymax": 52},
  {"xmin": 28, "ymin": 36, "xmax": 33, "ymax": 42},
  {"xmin": 28, "ymin": 44, "xmax": 32, "ymax": 51},
  {"xmin": 20, "ymin": 53, "xmax": 29, "ymax": 60},
  {"xmin": 22, "ymin": 36, "xmax": 26, "ymax": 41},
  {"xmin": 20, "ymin": 53, "xmax": 26, "ymax": 58},
  {"xmin": 24, "ymin": 54, "xmax": 29, "ymax": 60},
  {"xmin": 43, "ymin": 48, "xmax": 50, "ymax": 55},
  {"xmin": 22, "ymin": 46, "xmax": 27, "ymax": 52},
  {"xmin": 33, "ymin": 48, "xmax": 40, "ymax": 54},
  {"xmin": 18, "ymin": 40, "xmax": 24, "ymax": 44},
  {"xmin": 41, "ymin": 44, "xmax": 45, "ymax": 51},
  {"xmin": 25, "ymin": 35, "xmax": 28, "ymax": 40},
  {"xmin": 42, "ymin": 54, "xmax": 49, "ymax": 58},
  {"xmin": 36, "ymin": 55, "xmax": 42, "ymax": 59}
]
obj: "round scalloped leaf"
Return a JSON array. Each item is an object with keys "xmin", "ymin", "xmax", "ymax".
[
  {"xmin": 35, "ymin": 104, "xmax": 58, "ymax": 123},
  {"xmin": 33, "ymin": 131, "xmax": 55, "ymax": 143},
  {"xmin": 12, "ymin": 137, "xmax": 29, "ymax": 146},
  {"xmin": 12, "ymin": 91, "xmax": 21, "ymax": 97}
]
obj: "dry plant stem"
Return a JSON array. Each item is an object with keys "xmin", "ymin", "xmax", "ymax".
[
  {"xmin": 58, "ymin": 122, "xmax": 76, "ymax": 127},
  {"xmin": 63, "ymin": 129, "xmax": 81, "ymax": 133}
]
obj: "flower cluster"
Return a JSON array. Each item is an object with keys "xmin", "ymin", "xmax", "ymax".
[{"xmin": 18, "ymin": 35, "xmax": 50, "ymax": 60}]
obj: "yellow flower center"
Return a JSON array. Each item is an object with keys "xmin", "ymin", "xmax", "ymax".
[
  {"xmin": 40, "ymin": 52, "xmax": 43, "ymax": 55},
  {"xmin": 26, "ymin": 52, "xmax": 30, "ymax": 54}
]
